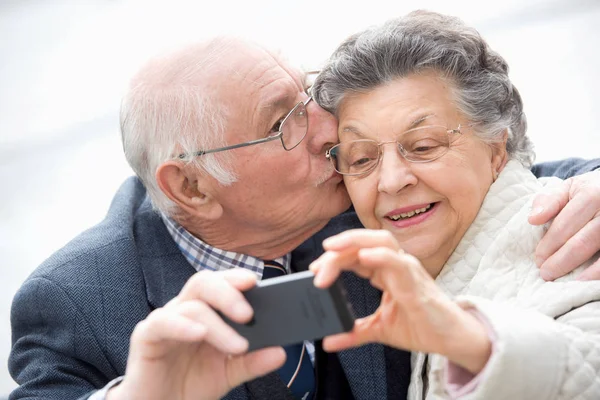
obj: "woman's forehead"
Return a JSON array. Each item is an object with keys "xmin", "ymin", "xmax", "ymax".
[{"xmin": 337, "ymin": 78, "xmax": 461, "ymax": 132}]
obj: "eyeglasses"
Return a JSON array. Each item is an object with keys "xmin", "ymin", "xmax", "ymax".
[
  {"xmin": 177, "ymin": 97, "xmax": 312, "ymax": 159},
  {"xmin": 326, "ymin": 125, "xmax": 463, "ymax": 176}
]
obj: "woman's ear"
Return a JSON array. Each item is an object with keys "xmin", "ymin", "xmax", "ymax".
[
  {"xmin": 155, "ymin": 161, "xmax": 223, "ymax": 221},
  {"xmin": 491, "ymin": 130, "xmax": 509, "ymax": 179}
]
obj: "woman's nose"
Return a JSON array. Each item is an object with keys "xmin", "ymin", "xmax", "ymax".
[{"xmin": 376, "ymin": 146, "xmax": 418, "ymax": 194}]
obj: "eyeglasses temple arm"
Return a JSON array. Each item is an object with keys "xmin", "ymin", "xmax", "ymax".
[{"xmin": 178, "ymin": 135, "xmax": 281, "ymax": 159}]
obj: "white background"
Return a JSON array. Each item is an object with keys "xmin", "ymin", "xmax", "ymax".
[{"xmin": 1, "ymin": 0, "xmax": 599, "ymax": 394}]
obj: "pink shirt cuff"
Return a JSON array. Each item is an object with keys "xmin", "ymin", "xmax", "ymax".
[{"xmin": 446, "ymin": 308, "xmax": 497, "ymax": 398}]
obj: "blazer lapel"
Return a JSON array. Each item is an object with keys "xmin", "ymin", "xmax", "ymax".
[
  {"xmin": 134, "ymin": 201, "xmax": 197, "ymax": 309},
  {"xmin": 134, "ymin": 201, "xmax": 294, "ymax": 400},
  {"xmin": 338, "ymin": 272, "xmax": 387, "ymax": 400}
]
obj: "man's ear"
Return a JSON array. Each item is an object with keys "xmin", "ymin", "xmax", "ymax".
[
  {"xmin": 491, "ymin": 129, "xmax": 509, "ymax": 177},
  {"xmin": 155, "ymin": 161, "xmax": 223, "ymax": 221}
]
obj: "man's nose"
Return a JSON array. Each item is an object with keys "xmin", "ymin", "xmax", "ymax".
[
  {"xmin": 377, "ymin": 147, "xmax": 418, "ymax": 194},
  {"xmin": 303, "ymin": 101, "xmax": 339, "ymax": 155}
]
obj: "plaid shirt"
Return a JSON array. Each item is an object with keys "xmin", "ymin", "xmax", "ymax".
[
  {"xmin": 161, "ymin": 214, "xmax": 315, "ymax": 364},
  {"xmin": 161, "ymin": 214, "xmax": 290, "ymax": 277}
]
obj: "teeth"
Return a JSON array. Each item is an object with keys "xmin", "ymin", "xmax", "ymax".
[{"xmin": 388, "ymin": 204, "xmax": 432, "ymax": 221}]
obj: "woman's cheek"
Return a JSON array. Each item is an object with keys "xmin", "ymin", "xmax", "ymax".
[{"xmin": 347, "ymin": 180, "xmax": 380, "ymax": 229}]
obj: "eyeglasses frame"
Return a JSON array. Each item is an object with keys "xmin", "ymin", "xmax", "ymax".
[
  {"xmin": 177, "ymin": 96, "xmax": 313, "ymax": 159},
  {"xmin": 325, "ymin": 124, "xmax": 464, "ymax": 176}
]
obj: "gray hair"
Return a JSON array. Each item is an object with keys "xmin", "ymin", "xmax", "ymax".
[
  {"xmin": 120, "ymin": 38, "xmax": 238, "ymax": 215},
  {"xmin": 313, "ymin": 10, "xmax": 534, "ymax": 167}
]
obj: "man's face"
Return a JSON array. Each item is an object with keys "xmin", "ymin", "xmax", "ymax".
[{"xmin": 205, "ymin": 44, "xmax": 351, "ymax": 258}]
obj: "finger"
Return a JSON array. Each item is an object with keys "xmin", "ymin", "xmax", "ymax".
[
  {"xmin": 577, "ymin": 257, "xmax": 600, "ymax": 281},
  {"xmin": 312, "ymin": 249, "xmax": 363, "ymax": 288},
  {"xmin": 316, "ymin": 246, "xmax": 413, "ymax": 291},
  {"xmin": 536, "ymin": 194, "xmax": 600, "ymax": 265},
  {"xmin": 314, "ymin": 261, "xmax": 373, "ymax": 289},
  {"xmin": 177, "ymin": 300, "xmax": 250, "ymax": 354},
  {"xmin": 322, "ymin": 316, "xmax": 378, "ymax": 352},
  {"xmin": 539, "ymin": 217, "xmax": 600, "ymax": 280},
  {"xmin": 226, "ymin": 347, "xmax": 286, "ymax": 388},
  {"xmin": 310, "ymin": 247, "xmax": 358, "ymax": 273},
  {"xmin": 221, "ymin": 268, "xmax": 259, "ymax": 290},
  {"xmin": 322, "ymin": 332, "xmax": 359, "ymax": 352},
  {"xmin": 528, "ymin": 180, "xmax": 570, "ymax": 225},
  {"xmin": 358, "ymin": 248, "xmax": 443, "ymax": 311},
  {"xmin": 138, "ymin": 301, "xmax": 249, "ymax": 354},
  {"xmin": 313, "ymin": 248, "xmax": 383, "ymax": 289},
  {"xmin": 314, "ymin": 232, "xmax": 406, "ymax": 288},
  {"xmin": 132, "ymin": 308, "xmax": 208, "ymax": 347},
  {"xmin": 322, "ymin": 229, "xmax": 401, "ymax": 252},
  {"xmin": 176, "ymin": 269, "xmax": 256, "ymax": 323}
]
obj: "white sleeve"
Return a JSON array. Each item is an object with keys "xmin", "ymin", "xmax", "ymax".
[
  {"xmin": 438, "ymin": 296, "xmax": 600, "ymax": 400},
  {"xmin": 87, "ymin": 376, "xmax": 124, "ymax": 400}
]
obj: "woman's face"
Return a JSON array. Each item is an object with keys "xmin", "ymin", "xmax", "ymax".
[{"xmin": 337, "ymin": 73, "xmax": 506, "ymax": 277}]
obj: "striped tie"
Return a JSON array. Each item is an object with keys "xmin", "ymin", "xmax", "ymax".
[{"xmin": 262, "ymin": 260, "xmax": 315, "ymax": 400}]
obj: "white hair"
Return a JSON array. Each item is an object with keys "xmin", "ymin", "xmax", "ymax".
[{"xmin": 120, "ymin": 38, "xmax": 239, "ymax": 216}]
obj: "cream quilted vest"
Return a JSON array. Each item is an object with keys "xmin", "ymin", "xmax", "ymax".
[{"xmin": 407, "ymin": 160, "xmax": 600, "ymax": 400}]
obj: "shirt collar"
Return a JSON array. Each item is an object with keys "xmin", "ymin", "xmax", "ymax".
[{"xmin": 161, "ymin": 213, "xmax": 290, "ymax": 279}]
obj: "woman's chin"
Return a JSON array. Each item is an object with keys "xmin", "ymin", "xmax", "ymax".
[{"xmin": 393, "ymin": 235, "xmax": 450, "ymax": 275}]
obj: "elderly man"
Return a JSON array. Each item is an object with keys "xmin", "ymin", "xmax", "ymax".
[{"xmin": 9, "ymin": 37, "xmax": 600, "ymax": 400}]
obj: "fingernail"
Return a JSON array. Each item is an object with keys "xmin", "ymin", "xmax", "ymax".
[
  {"xmin": 233, "ymin": 337, "xmax": 249, "ymax": 353},
  {"xmin": 233, "ymin": 302, "xmax": 252, "ymax": 320},
  {"xmin": 530, "ymin": 206, "xmax": 545, "ymax": 217},
  {"xmin": 323, "ymin": 236, "xmax": 342, "ymax": 248},
  {"xmin": 539, "ymin": 269, "xmax": 553, "ymax": 281},
  {"xmin": 314, "ymin": 272, "xmax": 325, "ymax": 287},
  {"xmin": 322, "ymin": 237, "xmax": 334, "ymax": 248}
]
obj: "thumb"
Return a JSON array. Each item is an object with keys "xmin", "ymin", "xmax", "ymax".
[
  {"xmin": 528, "ymin": 182, "xmax": 570, "ymax": 225},
  {"xmin": 322, "ymin": 316, "xmax": 379, "ymax": 352},
  {"xmin": 226, "ymin": 347, "xmax": 286, "ymax": 388}
]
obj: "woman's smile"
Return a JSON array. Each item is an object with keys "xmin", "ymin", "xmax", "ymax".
[{"xmin": 382, "ymin": 202, "xmax": 438, "ymax": 228}]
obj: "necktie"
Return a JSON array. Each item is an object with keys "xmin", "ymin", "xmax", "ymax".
[{"xmin": 262, "ymin": 260, "xmax": 316, "ymax": 400}]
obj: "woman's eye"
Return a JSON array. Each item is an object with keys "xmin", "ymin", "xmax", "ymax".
[
  {"xmin": 410, "ymin": 141, "xmax": 442, "ymax": 153},
  {"xmin": 351, "ymin": 157, "xmax": 374, "ymax": 166},
  {"xmin": 413, "ymin": 145, "xmax": 435, "ymax": 153}
]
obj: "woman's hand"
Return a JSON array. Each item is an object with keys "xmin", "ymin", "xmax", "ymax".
[{"xmin": 310, "ymin": 229, "xmax": 492, "ymax": 374}]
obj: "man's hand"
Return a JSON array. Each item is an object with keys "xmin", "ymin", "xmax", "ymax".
[
  {"xmin": 107, "ymin": 269, "xmax": 286, "ymax": 400},
  {"xmin": 529, "ymin": 169, "xmax": 600, "ymax": 281}
]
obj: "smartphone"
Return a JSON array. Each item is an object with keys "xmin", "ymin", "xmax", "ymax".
[{"xmin": 222, "ymin": 270, "xmax": 355, "ymax": 351}]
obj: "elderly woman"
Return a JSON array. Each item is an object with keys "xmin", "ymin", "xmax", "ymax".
[{"xmin": 309, "ymin": 10, "xmax": 600, "ymax": 400}]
